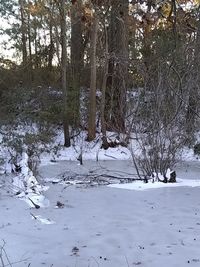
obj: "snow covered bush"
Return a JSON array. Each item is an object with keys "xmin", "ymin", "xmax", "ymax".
[{"xmin": 1, "ymin": 125, "xmax": 57, "ymax": 175}]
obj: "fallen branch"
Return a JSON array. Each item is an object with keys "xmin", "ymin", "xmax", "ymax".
[
  {"xmin": 54, "ymin": 170, "xmax": 149, "ymax": 187},
  {"xmin": 30, "ymin": 212, "xmax": 37, "ymax": 220},
  {"xmin": 0, "ymin": 240, "xmax": 29, "ymax": 267},
  {"xmin": 28, "ymin": 198, "xmax": 40, "ymax": 209}
]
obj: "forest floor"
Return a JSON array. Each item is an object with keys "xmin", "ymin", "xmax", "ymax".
[{"xmin": 0, "ymin": 160, "xmax": 200, "ymax": 267}]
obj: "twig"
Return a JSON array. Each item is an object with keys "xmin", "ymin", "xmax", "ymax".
[
  {"xmin": 28, "ymin": 198, "xmax": 40, "ymax": 209},
  {"xmin": 2, "ymin": 247, "xmax": 12, "ymax": 267},
  {"xmin": 0, "ymin": 240, "xmax": 12, "ymax": 267},
  {"xmin": 104, "ymin": 154, "xmax": 117, "ymax": 159},
  {"xmin": 0, "ymin": 249, "xmax": 5, "ymax": 267},
  {"xmin": 89, "ymin": 257, "xmax": 100, "ymax": 267},
  {"xmin": 125, "ymin": 255, "xmax": 130, "ymax": 267},
  {"xmin": 30, "ymin": 212, "xmax": 37, "ymax": 220}
]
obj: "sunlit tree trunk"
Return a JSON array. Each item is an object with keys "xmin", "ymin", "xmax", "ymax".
[{"xmin": 48, "ymin": 0, "xmax": 54, "ymax": 71}]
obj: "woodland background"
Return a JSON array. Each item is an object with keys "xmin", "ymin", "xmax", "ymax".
[{"xmin": 1, "ymin": 0, "xmax": 200, "ymax": 177}]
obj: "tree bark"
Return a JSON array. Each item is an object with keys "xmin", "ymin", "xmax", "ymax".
[
  {"xmin": 27, "ymin": 4, "xmax": 33, "ymax": 82},
  {"xmin": 60, "ymin": 0, "xmax": 70, "ymax": 147},
  {"xmin": 19, "ymin": 0, "xmax": 28, "ymax": 79},
  {"xmin": 186, "ymin": 7, "xmax": 200, "ymax": 138},
  {"xmin": 106, "ymin": 0, "xmax": 129, "ymax": 132},
  {"xmin": 70, "ymin": 0, "xmax": 83, "ymax": 126},
  {"xmin": 101, "ymin": 25, "xmax": 109, "ymax": 148},
  {"xmin": 88, "ymin": 15, "xmax": 98, "ymax": 141},
  {"xmin": 48, "ymin": 0, "xmax": 54, "ymax": 71}
]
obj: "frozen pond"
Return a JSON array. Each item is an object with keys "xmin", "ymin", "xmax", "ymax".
[
  {"xmin": 0, "ymin": 160, "xmax": 200, "ymax": 267},
  {"xmin": 39, "ymin": 159, "xmax": 200, "ymax": 181},
  {"xmin": 176, "ymin": 161, "xmax": 200, "ymax": 180}
]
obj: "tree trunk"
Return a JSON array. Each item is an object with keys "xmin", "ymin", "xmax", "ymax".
[
  {"xmin": 88, "ymin": 15, "xmax": 98, "ymax": 141},
  {"xmin": 70, "ymin": 0, "xmax": 83, "ymax": 126},
  {"xmin": 101, "ymin": 25, "xmax": 109, "ymax": 148},
  {"xmin": 60, "ymin": 0, "xmax": 70, "ymax": 147},
  {"xmin": 48, "ymin": 0, "xmax": 54, "ymax": 71},
  {"xmin": 19, "ymin": 0, "xmax": 28, "ymax": 80},
  {"xmin": 186, "ymin": 7, "xmax": 200, "ymax": 138},
  {"xmin": 106, "ymin": 0, "xmax": 129, "ymax": 132},
  {"xmin": 27, "ymin": 5, "xmax": 33, "ymax": 83},
  {"xmin": 48, "ymin": 20, "xmax": 54, "ymax": 71},
  {"xmin": 33, "ymin": 21, "xmax": 38, "ymax": 69}
]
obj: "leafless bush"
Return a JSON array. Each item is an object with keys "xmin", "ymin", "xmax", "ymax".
[
  {"xmin": 131, "ymin": 125, "xmax": 185, "ymax": 181},
  {"xmin": 129, "ymin": 61, "xmax": 188, "ymax": 181}
]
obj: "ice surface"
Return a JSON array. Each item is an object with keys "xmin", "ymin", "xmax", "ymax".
[{"xmin": 0, "ymin": 160, "xmax": 200, "ymax": 267}]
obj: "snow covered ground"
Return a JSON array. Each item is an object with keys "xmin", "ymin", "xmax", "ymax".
[
  {"xmin": 37, "ymin": 130, "xmax": 200, "ymax": 164},
  {"xmin": 0, "ymin": 160, "xmax": 200, "ymax": 267},
  {"xmin": 109, "ymin": 177, "xmax": 200, "ymax": 191}
]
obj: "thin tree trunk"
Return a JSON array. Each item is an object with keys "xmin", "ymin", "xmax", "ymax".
[
  {"xmin": 88, "ymin": 15, "xmax": 98, "ymax": 141},
  {"xmin": 48, "ymin": 0, "xmax": 54, "ymax": 71},
  {"xmin": 53, "ymin": 23, "xmax": 61, "ymax": 67},
  {"xmin": 33, "ymin": 18, "xmax": 38, "ymax": 69},
  {"xmin": 27, "ymin": 6, "xmax": 33, "ymax": 82},
  {"xmin": 19, "ymin": 0, "xmax": 28, "ymax": 80},
  {"xmin": 48, "ymin": 21, "xmax": 54, "ymax": 71},
  {"xmin": 60, "ymin": 0, "xmax": 70, "ymax": 147},
  {"xmin": 101, "ymin": 26, "xmax": 109, "ymax": 148}
]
